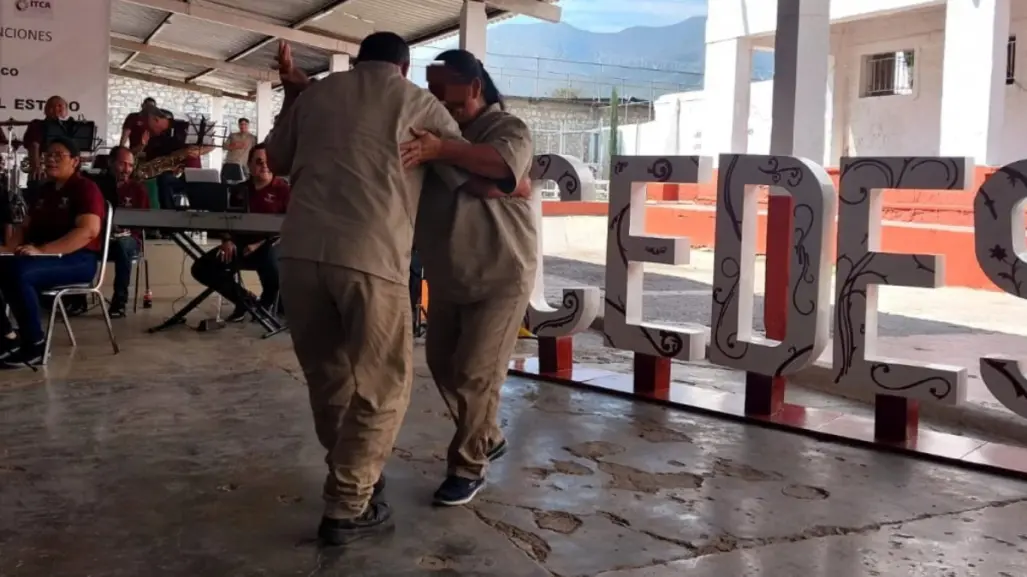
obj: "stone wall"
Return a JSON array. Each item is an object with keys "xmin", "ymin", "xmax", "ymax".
[
  {"xmin": 106, "ymin": 76, "xmax": 285, "ymax": 155},
  {"xmin": 105, "ymin": 76, "xmax": 649, "ymax": 168}
]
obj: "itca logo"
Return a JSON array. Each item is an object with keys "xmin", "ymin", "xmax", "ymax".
[{"xmin": 15, "ymin": 0, "xmax": 52, "ymax": 11}]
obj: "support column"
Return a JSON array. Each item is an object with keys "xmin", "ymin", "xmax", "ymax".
[
  {"xmin": 939, "ymin": 0, "xmax": 1009, "ymax": 165},
  {"xmin": 329, "ymin": 53, "xmax": 350, "ymax": 72},
  {"xmin": 459, "ymin": 0, "xmax": 488, "ymax": 61},
  {"xmin": 210, "ymin": 96, "xmax": 224, "ymax": 171},
  {"xmin": 700, "ymin": 38, "xmax": 752, "ymax": 157},
  {"xmin": 255, "ymin": 81, "xmax": 272, "ymax": 142},
  {"xmin": 769, "ymin": 0, "xmax": 831, "ymax": 159}
]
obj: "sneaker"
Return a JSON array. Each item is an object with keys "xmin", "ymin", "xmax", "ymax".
[
  {"xmin": 109, "ymin": 303, "xmax": 127, "ymax": 319},
  {"xmin": 432, "ymin": 476, "xmax": 485, "ymax": 507},
  {"xmin": 225, "ymin": 307, "xmax": 248, "ymax": 323},
  {"xmin": 317, "ymin": 502, "xmax": 393, "ymax": 547},
  {"xmin": 371, "ymin": 476, "xmax": 386, "ymax": 504},
  {"xmin": 64, "ymin": 296, "xmax": 89, "ymax": 317},
  {"xmin": 1, "ymin": 342, "xmax": 44, "ymax": 369},
  {"xmin": 0, "ymin": 335, "xmax": 20, "ymax": 362},
  {"xmin": 486, "ymin": 438, "xmax": 508, "ymax": 462}
]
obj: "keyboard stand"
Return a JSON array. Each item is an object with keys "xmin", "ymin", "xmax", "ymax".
[{"xmin": 147, "ymin": 230, "xmax": 286, "ymax": 336}]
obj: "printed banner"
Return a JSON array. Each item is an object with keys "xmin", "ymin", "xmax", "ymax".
[{"xmin": 0, "ymin": 0, "xmax": 111, "ymax": 146}]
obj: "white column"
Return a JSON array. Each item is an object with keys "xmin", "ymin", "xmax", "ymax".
[
  {"xmin": 459, "ymin": 0, "xmax": 488, "ymax": 61},
  {"xmin": 210, "ymin": 96, "xmax": 224, "ymax": 171},
  {"xmin": 255, "ymin": 81, "xmax": 273, "ymax": 142},
  {"xmin": 939, "ymin": 0, "xmax": 1009, "ymax": 165},
  {"xmin": 701, "ymin": 38, "xmax": 752, "ymax": 158},
  {"xmin": 769, "ymin": 0, "xmax": 831, "ymax": 161},
  {"xmin": 329, "ymin": 53, "xmax": 350, "ymax": 72}
]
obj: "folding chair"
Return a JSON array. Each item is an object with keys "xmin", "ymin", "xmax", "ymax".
[{"xmin": 41, "ymin": 202, "xmax": 120, "ymax": 364}]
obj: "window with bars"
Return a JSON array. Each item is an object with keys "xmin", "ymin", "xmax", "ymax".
[
  {"xmin": 860, "ymin": 50, "xmax": 915, "ymax": 97},
  {"xmin": 1008, "ymin": 35, "xmax": 1017, "ymax": 85}
]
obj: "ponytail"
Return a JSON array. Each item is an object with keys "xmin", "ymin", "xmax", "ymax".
[{"xmin": 478, "ymin": 63, "xmax": 505, "ymax": 110}]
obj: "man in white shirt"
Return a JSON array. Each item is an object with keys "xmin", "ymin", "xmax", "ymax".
[{"xmin": 222, "ymin": 118, "xmax": 257, "ymax": 181}]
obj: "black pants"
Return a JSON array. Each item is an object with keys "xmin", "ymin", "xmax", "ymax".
[
  {"xmin": 155, "ymin": 172, "xmax": 185, "ymax": 209},
  {"xmin": 190, "ymin": 241, "xmax": 280, "ymax": 310}
]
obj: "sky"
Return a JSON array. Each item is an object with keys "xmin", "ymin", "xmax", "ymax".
[{"xmin": 412, "ymin": 0, "xmax": 707, "ymax": 58}]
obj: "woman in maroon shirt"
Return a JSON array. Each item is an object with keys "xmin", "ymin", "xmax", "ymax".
[{"xmin": 0, "ymin": 137, "xmax": 105, "ymax": 368}]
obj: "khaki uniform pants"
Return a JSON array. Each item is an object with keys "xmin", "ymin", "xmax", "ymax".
[
  {"xmin": 280, "ymin": 258, "xmax": 413, "ymax": 520},
  {"xmin": 426, "ymin": 293, "xmax": 530, "ymax": 480}
]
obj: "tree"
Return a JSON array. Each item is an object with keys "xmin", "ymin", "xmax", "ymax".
[
  {"xmin": 607, "ymin": 87, "xmax": 620, "ymax": 178},
  {"xmin": 550, "ymin": 87, "xmax": 582, "ymax": 99}
]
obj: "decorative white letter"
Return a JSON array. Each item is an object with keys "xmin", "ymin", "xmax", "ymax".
[
  {"xmin": 975, "ymin": 162, "xmax": 1027, "ymax": 418},
  {"xmin": 834, "ymin": 157, "xmax": 971, "ymax": 404},
  {"xmin": 708, "ymin": 155, "xmax": 836, "ymax": 375},
  {"xmin": 524, "ymin": 155, "xmax": 601, "ymax": 337},
  {"xmin": 603, "ymin": 155, "xmax": 712, "ymax": 360}
]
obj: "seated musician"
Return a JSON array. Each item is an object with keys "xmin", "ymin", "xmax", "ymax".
[
  {"xmin": 22, "ymin": 95, "xmax": 69, "ymax": 183},
  {"xmin": 139, "ymin": 107, "xmax": 202, "ymax": 208},
  {"xmin": 190, "ymin": 144, "xmax": 288, "ymax": 323},
  {"xmin": 120, "ymin": 97, "xmax": 157, "ymax": 155},
  {"xmin": 0, "ymin": 137, "xmax": 105, "ymax": 368},
  {"xmin": 102, "ymin": 146, "xmax": 149, "ymax": 318}
]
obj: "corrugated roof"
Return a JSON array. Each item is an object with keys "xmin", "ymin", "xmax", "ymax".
[{"xmin": 109, "ymin": 0, "xmax": 558, "ymax": 99}]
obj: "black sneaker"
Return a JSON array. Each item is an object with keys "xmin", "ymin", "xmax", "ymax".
[
  {"xmin": 487, "ymin": 438, "xmax": 508, "ymax": 462},
  {"xmin": 371, "ymin": 476, "xmax": 386, "ymax": 504},
  {"xmin": 225, "ymin": 307, "xmax": 248, "ymax": 323},
  {"xmin": 109, "ymin": 303, "xmax": 127, "ymax": 319},
  {"xmin": 1, "ymin": 341, "xmax": 44, "ymax": 369},
  {"xmin": 432, "ymin": 476, "xmax": 485, "ymax": 507},
  {"xmin": 64, "ymin": 296, "xmax": 89, "ymax": 317},
  {"xmin": 317, "ymin": 502, "xmax": 393, "ymax": 547},
  {"xmin": 0, "ymin": 335, "xmax": 20, "ymax": 362}
]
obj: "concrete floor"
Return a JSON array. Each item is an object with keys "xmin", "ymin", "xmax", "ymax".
[{"xmin": 3, "ymin": 303, "xmax": 1027, "ymax": 576}]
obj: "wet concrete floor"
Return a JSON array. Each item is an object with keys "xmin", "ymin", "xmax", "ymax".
[{"xmin": 2, "ymin": 306, "xmax": 1027, "ymax": 576}]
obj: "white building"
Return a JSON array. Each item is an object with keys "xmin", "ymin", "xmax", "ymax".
[{"xmin": 635, "ymin": 0, "xmax": 1016, "ymax": 168}]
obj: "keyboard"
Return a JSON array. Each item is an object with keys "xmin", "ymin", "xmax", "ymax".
[{"xmin": 114, "ymin": 209, "xmax": 283, "ymax": 234}]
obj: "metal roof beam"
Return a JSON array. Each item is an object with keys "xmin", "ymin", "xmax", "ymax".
[
  {"xmin": 111, "ymin": 68, "xmax": 254, "ymax": 101},
  {"xmin": 120, "ymin": 0, "xmax": 360, "ymax": 54},
  {"xmin": 485, "ymin": 0, "xmax": 560, "ymax": 23},
  {"xmin": 119, "ymin": 13, "xmax": 174, "ymax": 69},
  {"xmin": 111, "ymin": 36, "xmax": 276, "ymax": 81},
  {"xmin": 187, "ymin": 0, "xmax": 354, "ymax": 84}
]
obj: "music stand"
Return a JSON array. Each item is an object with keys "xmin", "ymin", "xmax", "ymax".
[
  {"xmin": 183, "ymin": 117, "xmax": 218, "ymax": 148},
  {"xmin": 43, "ymin": 119, "xmax": 99, "ymax": 153}
]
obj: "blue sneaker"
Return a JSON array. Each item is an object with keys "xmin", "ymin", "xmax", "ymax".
[{"xmin": 433, "ymin": 476, "xmax": 486, "ymax": 507}]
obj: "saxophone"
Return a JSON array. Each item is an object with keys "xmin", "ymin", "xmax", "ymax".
[{"xmin": 132, "ymin": 148, "xmax": 195, "ymax": 181}]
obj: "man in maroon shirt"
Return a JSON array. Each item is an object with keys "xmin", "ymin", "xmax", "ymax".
[
  {"xmin": 191, "ymin": 144, "xmax": 289, "ymax": 323},
  {"xmin": 106, "ymin": 146, "xmax": 150, "ymax": 317},
  {"xmin": 139, "ymin": 107, "xmax": 203, "ymax": 209},
  {"xmin": 119, "ymin": 97, "xmax": 156, "ymax": 154},
  {"xmin": 21, "ymin": 95, "xmax": 69, "ymax": 182},
  {"xmin": 0, "ymin": 137, "xmax": 105, "ymax": 368}
]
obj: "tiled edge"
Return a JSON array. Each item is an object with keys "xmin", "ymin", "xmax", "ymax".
[{"xmin": 508, "ymin": 359, "xmax": 1027, "ymax": 480}]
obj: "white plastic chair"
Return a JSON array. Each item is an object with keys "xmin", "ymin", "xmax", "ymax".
[{"xmin": 41, "ymin": 202, "xmax": 119, "ymax": 364}]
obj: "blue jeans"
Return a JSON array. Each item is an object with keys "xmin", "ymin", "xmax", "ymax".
[
  {"xmin": 109, "ymin": 236, "xmax": 140, "ymax": 306},
  {"xmin": 0, "ymin": 251, "xmax": 98, "ymax": 345}
]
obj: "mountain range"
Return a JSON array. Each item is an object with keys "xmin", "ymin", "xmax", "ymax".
[{"xmin": 412, "ymin": 17, "xmax": 774, "ymax": 101}]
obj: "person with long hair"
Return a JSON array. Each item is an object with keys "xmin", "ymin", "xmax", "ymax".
[{"xmin": 400, "ymin": 49, "xmax": 536, "ymax": 507}]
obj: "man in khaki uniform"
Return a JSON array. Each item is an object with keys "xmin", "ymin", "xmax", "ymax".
[
  {"xmin": 403, "ymin": 50, "xmax": 537, "ymax": 507},
  {"xmin": 264, "ymin": 33, "xmax": 475, "ymax": 546}
]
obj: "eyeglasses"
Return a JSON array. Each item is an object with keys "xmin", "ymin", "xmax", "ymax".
[{"xmin": 42, "ymin": 152, "xmax": 72, "ymax": 161}]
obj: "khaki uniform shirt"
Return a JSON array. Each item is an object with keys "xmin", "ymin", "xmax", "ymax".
[
  {"xmin": 415, "ymin": 104, "xmax": 537, "ymax": 303},
  {"xmin": 265, "ymin": 62, "xmax": 469, "ymax": 286},
  {"xmin": 225, "ymin": 132, "xmax": 257, "ymax": 165}
]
